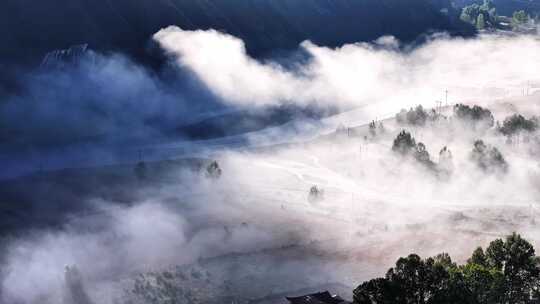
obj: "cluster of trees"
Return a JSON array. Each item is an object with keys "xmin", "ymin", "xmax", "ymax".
[
  {"xmin": 395, "ymin": 106, "xmax": 440, "ymax": 127},
  {"xmin": 395, "ymin": 103, "xmax": 497, "ymax": 131},
  {"xmin": 392, "ymin": 130, "xmax": 436, "ymax": 169},
  {"xmin": 460, "ymin": 0, "xmax": 498, "ymax": 30},
  {"xmin": 512, "ymin": 10, "xmax": 530, "ymax": 25},
  {"xmin": 498, "ymin": 114, "xmax": 539, "ymax": 136},
  {"xmin": 457, "ymin": 0, "xmax": 535, "ymax": 31},
  {"xmin": 392, "ymin": 131, "xmax": 508, "ymax": 175},
  {"xmin": 470, "ymin": 140, "xmax": 508, "ymax": 173},
  {"xmin": 391, "ymin": 131, "xmax": 455, "ymax": 174},
  {"xmin": 353, "ymin": 233, "xmax": 540, "ymax": 304},
  {"xmin": 392, "ymin": 130, "xmax": 419, "ymax": 155},
  {"xmin": 453, "ymin": 104, "xmax": 494, "ymax": 129}
]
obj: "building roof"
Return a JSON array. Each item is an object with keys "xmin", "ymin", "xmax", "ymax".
[{"xmin": 286, "ymin": 291, "xmax": 347, "ymax": 304}]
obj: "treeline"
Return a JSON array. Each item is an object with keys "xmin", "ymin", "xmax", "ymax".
[
  {"xmin": 392, "ymin": 130, "xmax": 507, "ymax": 175},
  {"xmin": 396, "ymin": 103, "xmax": 539, "ymax": 137},
  {"xmin": 458, "ymin": 0, "xmax": 537, "ymax": 31},
  {"xmin": 395, "ymin": 103, "xmax": 495, "ymax": 129},
  {"xmin": 353, "ymin": 233, "xmax": 540, "ymax": 304},
  {"xmin": 391, "ymin": 102, "xmax": 524, "ymax": 175}
]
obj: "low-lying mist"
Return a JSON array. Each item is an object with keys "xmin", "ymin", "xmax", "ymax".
[{"xmin": 1, "ymin": 28, "xmax": 540, "ymax": 304}]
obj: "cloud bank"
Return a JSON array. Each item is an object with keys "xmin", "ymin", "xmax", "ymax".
[
  {"xmin": 155, "ymin": 27, "xmax": 540, "ymax": 118},
  {"xmin": 2, "ymin": 26, "xmax": 540, "ymax": 304}
]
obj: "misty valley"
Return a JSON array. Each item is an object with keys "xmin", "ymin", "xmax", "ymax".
[{"xmin": 1, "ymin": 1, "xmax": 540, "ymax": 304}]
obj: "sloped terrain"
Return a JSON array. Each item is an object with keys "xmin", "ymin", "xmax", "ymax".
[{"xmin": 1, "ymin": 0, "xmax": 472, "ymax": 70}]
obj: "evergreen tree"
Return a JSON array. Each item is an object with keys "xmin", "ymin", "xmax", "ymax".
[
  {"xmin": 438, "ymin": 146, "xmax": 454, "ymax": 176},
  {"xmin": 392, "ymin": 131, "xmax": 416, "ymax": 155},
  {"xmin": 477, "ymin": 13, "xmax": 486, "ymax": 30},
  {"xmin": 470, "ymin": 140, "xmax": 508, "ymax": 173},
  {"xmin": 513, "ymin": 10, "xmax": 529, "ymax": 24}
]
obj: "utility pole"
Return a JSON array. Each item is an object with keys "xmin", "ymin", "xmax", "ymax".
[{"xmin": 445, "ymin": 89, "xmax": 448, "ymax": 107}]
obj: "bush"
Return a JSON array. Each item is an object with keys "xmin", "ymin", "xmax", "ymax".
[{"xmin": 308, "ymin": 185, "xmax": 324, "ymax": 203}]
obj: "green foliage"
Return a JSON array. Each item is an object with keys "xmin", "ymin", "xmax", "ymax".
[
  {"xmin": 460, "ymin": 1, "xmax": 498, "ymax": 29},
  {"xmin": 353, "ymin": 233, "xmax": 540, "ymax": 304},
  {"xmin": 513, "ymin": 10, "xmax": 529, "ymax": 24},
  {"xmin": 354, "ymin": 253, "xmax": 472, "ymax": 304},
  {"xmin": 468, "ymin": 247, "xmax": 487, "ymax": 267},
  {"xmin": 461, "ymin": 263, "xmax": 504, "ymax": 303},
  {"xmin": 498, "ymin": 114, "xmax": 538, "ymax": 136},
  {"xmin": 476, "ymin": 13, "xmax": 486, "ymax": 29},
  {"xmin": 461, "ymin": 4, "xmax": 480, "ymax": 24}
]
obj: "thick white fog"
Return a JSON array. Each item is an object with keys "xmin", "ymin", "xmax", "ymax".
[
  {"xmin": 155, "ymin": 27, "xmax": 540, "ymax": 115},
  {"xmin": 1, "ymin": 29, "xmax": 540, "ymax": 304}
]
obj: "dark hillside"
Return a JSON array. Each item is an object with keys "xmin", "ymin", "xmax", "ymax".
[{"xmin": 1, "ymin": 0, "xmax": 473, "ymax": 70}]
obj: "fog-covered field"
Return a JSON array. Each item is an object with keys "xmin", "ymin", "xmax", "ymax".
[{"xmin": 1, "ymin": 30, "xmax": 540, "ymax": 304}]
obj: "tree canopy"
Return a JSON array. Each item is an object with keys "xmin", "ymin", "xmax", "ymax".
[
  {"xmin": 470, "ymin": 140, "xmax": 508, "ymax": 173},
  {"xmin": 453, "ymin": 104, "xmax": 495, "ymax": 129},
  {"xmin": 460, "ymin": 0, "xmax": 498, "ymax": 30},
  {"xmin": 396, "ymin": 105, "xmax": 440, "ymax": 127},
  {"xmin": 353, "ymin": 233, "xmax": 540, "ymax": 304},
  {"xmin": 513, "ymin": 10, "xmax": 529, "ymax": 24},
  {"xmin": 392, "ymin": 131, "xmax": 417, "ymax": 155},
  {"xmin": 498, "ymin": 114, "xmax": 538, "ymax": 136}
]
